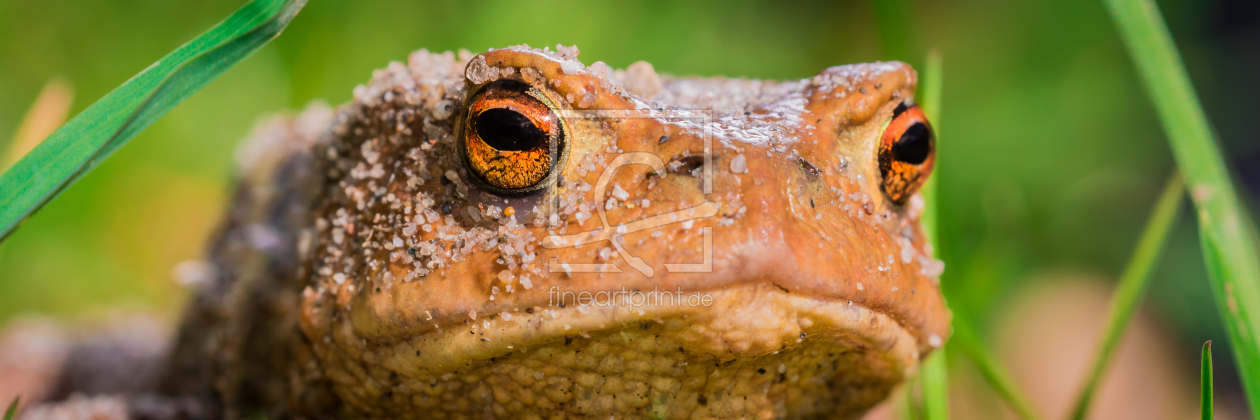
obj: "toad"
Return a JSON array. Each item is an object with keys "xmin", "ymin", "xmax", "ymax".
[{"xmin": 147, "ymin": 45, "xmax": 948, "ymax": 419}]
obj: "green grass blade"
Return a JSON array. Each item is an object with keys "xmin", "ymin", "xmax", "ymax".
[
  {"xmin": 917, "ymin": 48, "xmax": 949, "ymax": 420},
  {"xmin": 1203, "ymin": 340, "xmax": 1214, "ymax": 420},
  {"xmin": 3, "ymin": 397, "xmax": 16, "ymax": 420},
  {"xmin": 1068, "ymin": 173, "xmax": 1184, "ymax": 420},
  {"xmin": 919, "ymin": 50, "xmax": 943, "ymax": 145},
  {"xmin": 918, "ymin": 49, "xmax": 943, "ymax": 239},
  {"xmin": 0, "ymin": 0, "xmax": 307, "ymax": 241},
  {"xmin": 900, "ymin": 384, "xmax": 918, "ymax": 420},
  {"xmin": 920, "ymin": 351, "xmax": 949, "ymax": 420},
  {"xmin": 954, "ymin": 314, "xmax": 1044, "ymax": 420},
  {"xmin": 1102, "ymin": 0, "xmax": 1260, "ymax": 415}
]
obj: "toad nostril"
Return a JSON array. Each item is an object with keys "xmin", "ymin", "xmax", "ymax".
[
  {"xmin": 798, "ymin": 158, "xmax": 821, "ymax": 176},
  {"xmin": 668, "ymin": 155, "xmax": 705, "ymax": 176}
]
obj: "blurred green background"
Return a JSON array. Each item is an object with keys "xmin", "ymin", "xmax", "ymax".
[{"xmin": 1, "ymin": 0, "xmax": 1257, "ymax": 417}]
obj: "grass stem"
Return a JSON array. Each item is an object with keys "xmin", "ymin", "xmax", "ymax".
[
  {"xmin": 954, "ymin": 314, "xmax": 1044, "ymax": 420},
  {"xmin": 1203, "ymin": 341, "xmax": 1214, "ymax": 420},
  {"xmin": 917, "ymin": 48, "xmax": 949, "ymax": 420},
  {"xmin": 1068, "ymin": 173, "xmax": 1184, "ymax": 420},
  {"xmin": 1102, "ymin": 0, "xmax": 1260, "ymax": 415},
  {"xmin": 3, "ymin": 397, "xmax": 17, "ymax": 420}
]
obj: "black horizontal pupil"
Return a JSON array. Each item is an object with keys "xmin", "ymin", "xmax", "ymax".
[
  {"xmin": 475, "ymin": 108, "xmax": 546, "ymax": 151},
  {"xmin": 893, "ymin": 122, "xmax": 931, "ymax": 164}
]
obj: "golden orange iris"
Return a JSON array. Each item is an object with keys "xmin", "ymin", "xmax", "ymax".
[
  {"xmin": 462, "ymin": 80, "xmax": 564, "ymax": 193},
  {"xmin": 878, "ymin": 102, "xmax": 936, "ymax": 205}
]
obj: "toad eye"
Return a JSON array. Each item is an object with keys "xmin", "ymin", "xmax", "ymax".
[
  {"xmin": 461, "ymin": 80, "xmax": 567, "ymax": 194},
  {"xmin": 877, "ymin": 101, "xmax": 936, "ymax": 205}
]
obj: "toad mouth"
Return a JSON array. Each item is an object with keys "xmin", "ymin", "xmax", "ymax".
[{"xmin": 374, "ymin": 281, "xmax": 922, "ymax": 379}]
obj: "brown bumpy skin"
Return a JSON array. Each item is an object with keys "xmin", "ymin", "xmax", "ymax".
[{"xmin": 158, "ymin": 45, "xmax": 950, "ymax": 420}]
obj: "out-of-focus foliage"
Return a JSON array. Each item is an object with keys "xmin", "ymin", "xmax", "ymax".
[
  {"xmin": 0, "ymin": 0, "xmax": 305, "ymax": 241},
  {"xmin": 1206, "ymin": 341, "xmax": 1216, "ymax": 420},
  {"xmin": 3, "ymin": 397, "xmax": 17, "ymax": 420},
  {"xmin": 1104, "ymin": 0, "xmax": 1260, "ymax": 412},
  {"xmin": 0, "ymin": 0, "xmax": 1256, "ymax": 409}
]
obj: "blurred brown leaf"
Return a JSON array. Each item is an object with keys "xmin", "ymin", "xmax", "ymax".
[{"xmin": 2, "ymin": 78, "xmax": 73, "ymax": 171}]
